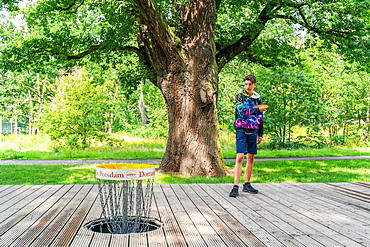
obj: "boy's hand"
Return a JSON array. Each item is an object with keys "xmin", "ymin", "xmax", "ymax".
[
  {"xmin": 259, "ymin": 105, "xmax": 268, "ymax": 112},
  {"xmin": 258, "ymin": 137, "xmax": 263, "ymax": 144}
]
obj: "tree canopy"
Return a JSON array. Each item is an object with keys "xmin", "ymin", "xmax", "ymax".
[{"xmin": 1, "ymin": 0, "xmax": 369, "ymax": 73}]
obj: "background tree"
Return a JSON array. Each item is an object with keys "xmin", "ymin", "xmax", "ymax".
[
  {"xmin": 42, "ymin": 68, "xmax": 114, "ymax": 148},
  {"xmin": 1, "ymin": 0, "xmax": 369, "ymax": 176}
]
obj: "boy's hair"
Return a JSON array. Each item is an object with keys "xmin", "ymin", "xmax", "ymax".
[{"xmin": 244, "ymin": 74, "xmax": 256, "ymax": 83}]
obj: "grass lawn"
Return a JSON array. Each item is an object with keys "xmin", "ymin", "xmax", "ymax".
[
  {"xmin": 1, "ymin": 147, "xmax": 370, "ymax": 161},
  {"xmin": 1, "ymin": 133, "xmax": 370, "ymax": 161},
  {"xmin": 1, "ymin": 133, "xmax": 369, "ymax": 185},
  {"xmin": 0, "ymin": 159, "xmax": 369, "ymax": 185}
]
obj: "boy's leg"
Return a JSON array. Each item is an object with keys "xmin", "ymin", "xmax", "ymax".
[
  {"xmin": 244, "ymin": 153, "xmax": 254, "ymax": 183},
  {"xmin": 242, "ymin": 133, "xmax": 259, "ymax": 194},
  {"xmin": 230, "ymin": 153, "xmax": 244, "ymax": 197},
  {"xmin": 233, "ymin": 153, "xmax": 245, "ymax": 185},
  {"xmin": 230, "ymin": 131, "xmax": 247, "ymax": 197}
]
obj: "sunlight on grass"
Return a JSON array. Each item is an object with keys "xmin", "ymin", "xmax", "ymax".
[
  {"xmin": 1, "ymin": 132, "xmax": 369, "ymax": 185},
  {"xmin": 1, "ymin": 132, "xmax": 370, "ymax": 160},
  {"xmin": 65, "ymin": 164, "xmax": 96, "ymax": 170},
  {"xmin": 0, "ymin": 159, "xmax": 369, "ymax": 185}
]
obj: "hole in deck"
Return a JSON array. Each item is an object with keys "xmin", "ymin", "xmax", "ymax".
[{"xmin": 85, "ymin": 217, "xmax": 163, "ymax": 234}]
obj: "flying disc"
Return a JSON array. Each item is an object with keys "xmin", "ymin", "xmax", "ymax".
[{"xmin": 254, "ymin": 104, "xmax": 269, "ymax": 108}]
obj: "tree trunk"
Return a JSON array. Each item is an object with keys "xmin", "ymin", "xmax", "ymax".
[
  {"xmin": 159, "ymin": 72, "xmax": 227, "ymax": 177},
  {"xmin": 157, "ymin": 13, "xmax": 227, "ymax": 176},
  {"xmin": 134, "ymin": 0, "xmax": 227, "ymax": 177},
  {"xmin": 135, "ymin": 0, "xmax": 227, "ymax": 177},
  {"xmin": 139, "ymin": 86, "xmax": 149, "ymax": 126},
  {"xmin": 366, "ymin": 108, "xmax": 370, "ymax": 141}
]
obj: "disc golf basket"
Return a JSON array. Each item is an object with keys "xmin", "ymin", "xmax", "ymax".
[{"xmin": 87, "ymin": 164, "xmax": 160, "ymax": 234}]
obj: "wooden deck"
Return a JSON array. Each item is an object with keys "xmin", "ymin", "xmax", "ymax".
[{"xmin": 0, "ymin": 182, "xmax": 369, "ymax": 247}]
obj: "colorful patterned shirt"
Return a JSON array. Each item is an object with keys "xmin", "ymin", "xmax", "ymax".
[{"xmin": 234, "ymin": 90, "xmax": 264, "ymax": 137}]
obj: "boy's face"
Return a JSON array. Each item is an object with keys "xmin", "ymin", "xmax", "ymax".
[{"xmin": 244, "ymin": 80, "xmax": 256, "ymax": 95}]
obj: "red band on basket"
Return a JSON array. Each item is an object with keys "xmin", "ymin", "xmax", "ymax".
[{"xmin": 96, "ymin": 164, "xmax": 155, "ymax": 180}]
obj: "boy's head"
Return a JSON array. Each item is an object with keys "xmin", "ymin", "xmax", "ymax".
[
  {"xmin": 244, "ymin": 74, "xmax": 256, "ymax": 84},
  {"xmin": 244, "ymin": 74, "xmax": 256, "ymax": 95}
]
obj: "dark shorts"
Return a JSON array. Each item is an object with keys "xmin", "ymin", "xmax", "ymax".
[{"xmin": 236, "ymin": 131, "xmax": 258, "ymax": 154}]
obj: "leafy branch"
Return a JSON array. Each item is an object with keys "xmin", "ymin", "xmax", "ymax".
[
  {"xmin": 216, "ymin": 1, "xmax": 279, "ymax": 71},
  {"xmin": 32, "ymin": 45, "xmax": 141, "ymax": 60}
]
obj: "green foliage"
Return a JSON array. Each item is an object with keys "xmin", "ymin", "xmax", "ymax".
[
  {"xmin": 141, "ymin": 82, "xmax": 168, "ymax": 138},
  {"xmin": 42, "ymin": 68, "xmax": 114, "ymax": 148},
  {"xmin": 218, "ymin": 44, "xmax": 370, "ymax": 149},
  {"xmin": 1, "ymin": 0, "xmax": 369, "ymax": 151},
  {"xmin": 257, "ymin": 68, "xmax": 322, "ymax": 148},
  {"xmin": 300, "ymin": 43, "xmax": 370, "ymax": 145}
]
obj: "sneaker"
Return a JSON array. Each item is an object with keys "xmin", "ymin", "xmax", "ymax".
[
  {"xmin": 243, "ymin": 183, "xmax": 258, "ymax": 194},
  {"xmin": 229, "ymin": 186, "xmax": 239, "ymax": 197}
]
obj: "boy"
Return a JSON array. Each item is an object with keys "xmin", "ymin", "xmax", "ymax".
[{"xmin": 229, "ymin": 74, "xmax": 267, "ymax": 197}]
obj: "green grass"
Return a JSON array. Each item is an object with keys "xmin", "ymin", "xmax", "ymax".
[
  {"xmin": 1, "ymin": 146, "xmax": 369, "ymax": 161},
  {"xmin": 225, "ymin": 147, "xmax": 370, "ymax": 159},
  {"xmin": 1, "ymin": 159, "xmax": 369, "ymax": 185},
  {"xmin": 0, "ymin": 148, "xmax": 165, "ymax": 160},
  {"xmin": 1, "ymin": 133, "xmax": 369, "ymax": 160}
]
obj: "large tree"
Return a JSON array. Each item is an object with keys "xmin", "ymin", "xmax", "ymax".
[{"xmin": 1, "ymin": 0, "xmax": 369, "ymax": 176}]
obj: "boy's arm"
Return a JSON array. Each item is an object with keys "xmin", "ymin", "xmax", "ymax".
[
  {"xmin": 258, "ymin": 117, "xmax": 264, "ymax": 137},
  {"xmin": 258, "ymin": 98, "xmax": 265, "ymax": 137}
]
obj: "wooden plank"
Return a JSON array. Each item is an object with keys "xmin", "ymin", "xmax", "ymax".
[
  {"xmin": 146, "ymin": 185, "xmax": 167, "ymax": 247},
  {"xmin": 0, "ymin": 185, "xmax": 62, "ymax": 247},
  {"xmin": 262, "ymin": 183, "xmax": 365, "ymax": 247},
  {"xmin": 70, "ymin": 184, "xmax": 113, "ymax": 247},
  {"xmin": 206, "ymin": 184, "xmax": 285, "ymax": 246},
  {"xmin": 290, "ymin": 183, "xmax": 370, "ymax": 225},
  {"xmin": 0, "ymin": 185, "xmax": 14, "ymax": 194},
  {"xmin": 295, "ymin": 183, "xmax": 370, "ymax": 219},
  {"xmin": 188, "ymin": 184, "xmax": 265, "ymax": 247},
  {"xmin": 79, "ymin": 185, "xmax": 116, "ymax": 247},
  {"xmin": 161, "ymin": 184, "xmax": 206, "ymax": 247},
  {"xmin": 129, "ymin": 232, "xmax": 147, "ymax": 247},
  {"xmin": 332, "ymin": 182, "xmax": 370, "ymax": 191},
  {"xmin": 171, "ymin": 184, "xmax": 228, "ymax": 247},
  {"xmin": 0, "ymin": 186, "xmax": 39, "ymax": 211},
  {"xmin": 1, "ymin": 183, "xmax": 369, "ymax": 247},
  {"xmin": 0, "ymin": 185, "xmax": 25, "ymax": 204},
  {"xmin": 282, "ymin": 183, "xmax": 369, "ymax": 232},
  {"xmin": 24, "ymin": 185, "xmax": 85, "ymax": 247},
  {"xmin": 356, "ymin": 182, "xmax": 370, "ymax": 189},
  {"xmin": 48, "ymin": 184, "xmax": 95, "ymax": 247},
  {"xmin": 88, "ymin": 231, "xmax": 112, "ymax": 247},
  {"xmin": 9, "ymin": 185, "xmax": 77, "ymax": 247},
  {"xmin": 216, "ymin": 184, "xmax": 323, "ymax": 246},
  {"xmin": 282, "ymin": 183, "xmax": 370, "ymax": 245},
  {"xmin": 326, "ymin": 183, "xmax": 370, "ymax": 203},
  {"xmin": 152, "ymin": 184, "xmax": 186, "ymax": 247},
  {"xmin": 0, "ymin": 185, "xmax": 45, "ymax": 224},
  {"xmin": 215, "ymin": 183, "xmax": 319, "ymax": 246},
  {"xmin": 321, "ymin": 183, "xmax": 370, "ymax": 207},
  {"xmin": 0, "ymin": 186, "xmax": 32, "ymax": 206},
  {"xmin": 184, "ymin": 184, "xmax": 253, "ymax": 247},
  {"xmin": 109, "ymin": 233, "xmax": 130, "ymax": 247}
]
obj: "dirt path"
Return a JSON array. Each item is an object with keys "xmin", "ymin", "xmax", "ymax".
[{"xmin": 0, "ymin": 156, "xmax": 369, "ymax": 165}]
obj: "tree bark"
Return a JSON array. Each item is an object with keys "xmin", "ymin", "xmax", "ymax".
[
  {"xmin": 135, "ymin": 0, "xmax": 227, "ymax": 177},
  {"xmin": 139, "ymin": 86, "xmax": 149, "ymax": 126},
  {"xmin": 159, "ymin": 72, "xmax": 226, "ymax": 177}
]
